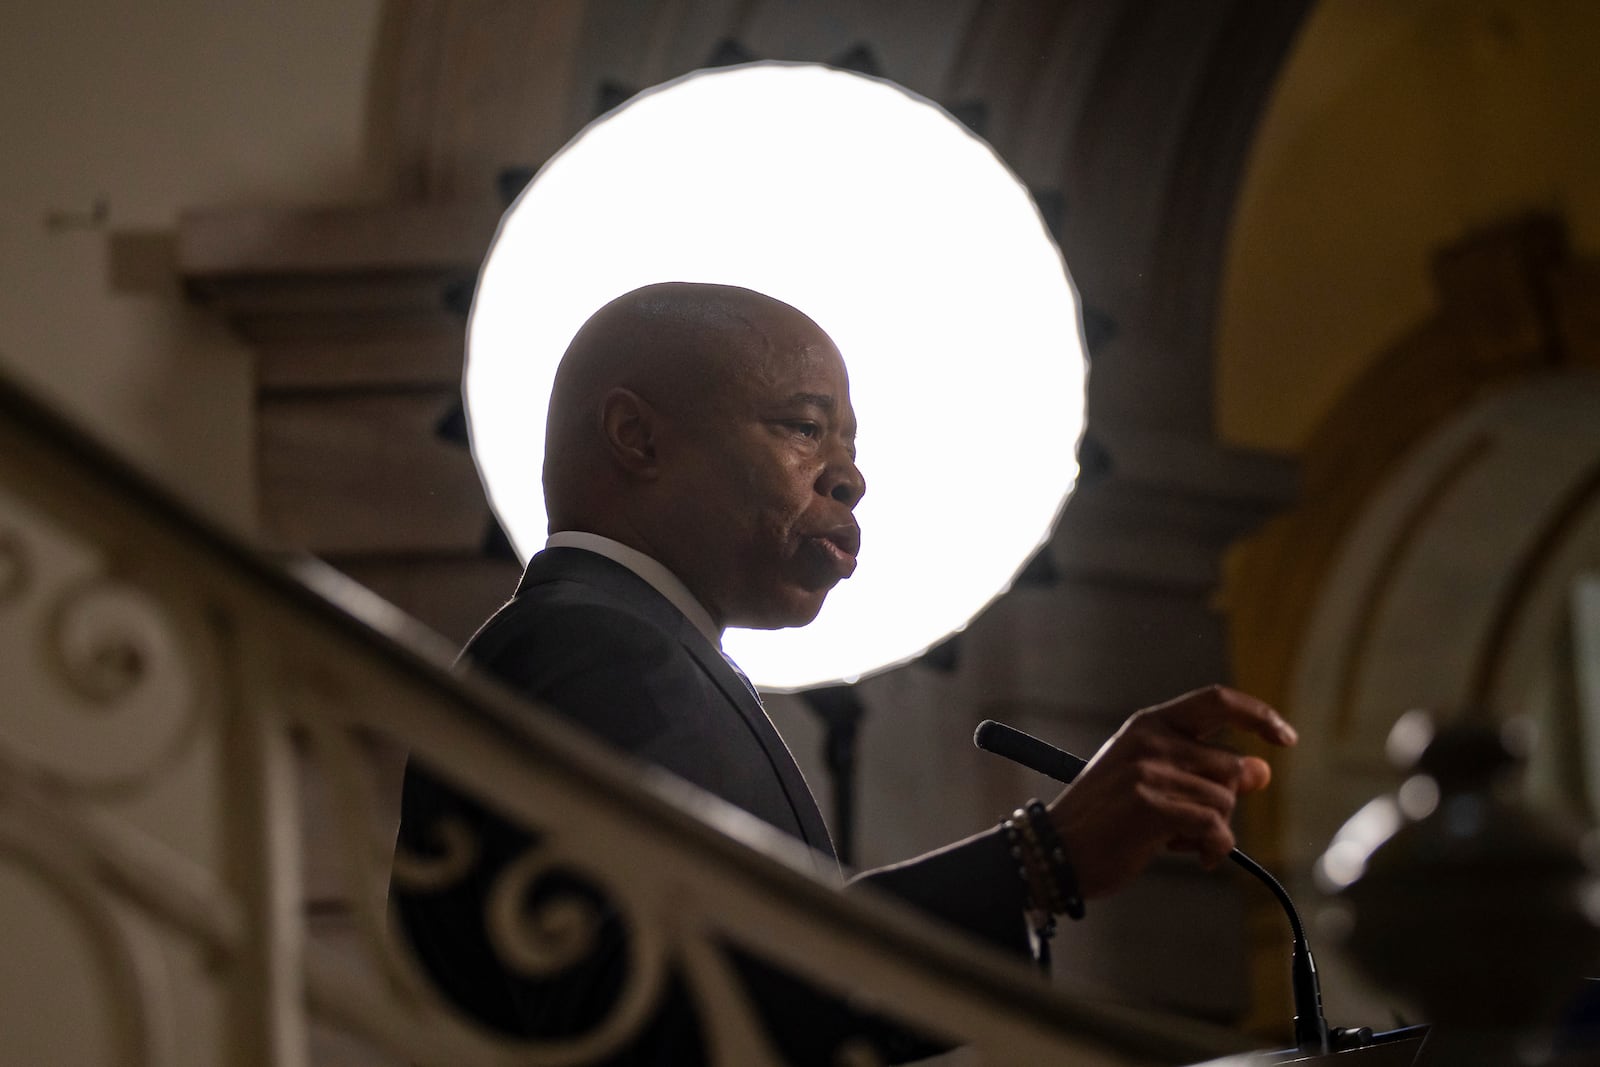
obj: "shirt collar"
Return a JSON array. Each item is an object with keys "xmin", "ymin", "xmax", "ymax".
[{"xmin": 545, "ymin": 531, "xmax": 723, "ymax": 648}]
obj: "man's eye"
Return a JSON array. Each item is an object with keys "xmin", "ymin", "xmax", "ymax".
[{"xmin": 789, "ymin": 421, "xmax": 821, "ymax": 438}]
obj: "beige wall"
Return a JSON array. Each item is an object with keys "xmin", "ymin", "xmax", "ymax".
[
  {"xmin": 0, "ymin": 0, "xmax": 383, "ymax": 527},
  {"xmin": 1, "ymin": 11, "xmax": 385, "ymax": 1060},
  {"xmin": 1218, "ymin": 0, "xmax": 1600, "ymax": 453}
]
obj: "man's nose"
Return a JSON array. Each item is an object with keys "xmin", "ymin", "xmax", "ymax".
[{"xmin": 819, "ymin": 452, "xmax": 866, "ymax": 509}]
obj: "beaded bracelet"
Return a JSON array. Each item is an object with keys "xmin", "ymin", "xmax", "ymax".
[
  {"xmin": 1010, "ymin": 806, "xmax": 1066, "ymax": 915},
  {"xmin": 1001, "ymin": 801, "xmax": 1086, "ymax": 923},
  {"xmin": 1024, "ymin": 799, "xmax": 1085, "ymax": 920},
  {"xmin": 1001, "ymin": 815, "xmax": 1058, "ymax": 941}
]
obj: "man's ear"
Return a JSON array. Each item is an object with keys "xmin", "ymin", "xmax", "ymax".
[{"xmin": 599, "ymin": 387, "xmax": 661, "ymax": 478}]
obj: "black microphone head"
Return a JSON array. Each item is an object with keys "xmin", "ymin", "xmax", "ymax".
[{"xmin": 974, "ymin": 719, "xmax": 1001, "ymax": 750}]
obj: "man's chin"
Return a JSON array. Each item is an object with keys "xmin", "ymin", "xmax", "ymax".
[{"xmin": 732, "ymin": 587, "xmax": 833, "ymax": 631}]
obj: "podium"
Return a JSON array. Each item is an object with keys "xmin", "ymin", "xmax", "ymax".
[
  {"xmin": 1192, "ymin": 1019, "xmax": 1600, "ymax": 1066},
  {"xmin": 1190, "ymin": 1027, "xmax": 1427, "ymax": 1066},
  {"xmin": 1265, "ymin": 1027, "xmax": 1426, "ymax": 1065}
]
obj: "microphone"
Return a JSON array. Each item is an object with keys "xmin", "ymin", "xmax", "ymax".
[
  {"xmin": 974, "ymin": 718, "xmax": 1088, "ymax": 783},
  {"xmin": 974, "ymin": 719, "xmax": 1334, "ymax": 1055}
]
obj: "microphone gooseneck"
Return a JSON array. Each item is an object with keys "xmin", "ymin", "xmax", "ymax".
[
  {"xmin": 1226, "ymin": 847, "xmax": 1330, "ymax": 1055},
  {"xmin": 973, "ymin": 719, "xmax": 1333, "ymax": 1055}
]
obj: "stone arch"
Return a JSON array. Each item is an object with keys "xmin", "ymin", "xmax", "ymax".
[{"xmin": 1227, "ymin": 216, "xmax": 1579, "ymax": 735}]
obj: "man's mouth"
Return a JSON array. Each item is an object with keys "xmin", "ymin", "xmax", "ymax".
[{"xmin": 803, "ymin": 524, "xmax": 860, "ymax": 578}]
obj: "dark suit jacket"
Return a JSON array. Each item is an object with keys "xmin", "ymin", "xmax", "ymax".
[{"xmin": 394, "ymin": 548, "xmax": 1028, "ymax": 1063}]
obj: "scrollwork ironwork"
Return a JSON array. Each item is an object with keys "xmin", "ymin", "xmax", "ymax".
[
  {"xmin": 0, "ymin": 485, "xmax": 217, "ymax": 800},
  {"xmin": 484, "ymin": 847, "xmax": 607, "ymax": 978},
  {"xmin": 294, "ymin": 704, "xmax": 680, "ymax": 1066},
  {"xmin": 390, "ymin": 814, "xmax": 478, "ymax": 892},
  {"xmin": 479, "ymin": 840, "xmax": 676, "ymax": 1065},
  {"xmin": 50, "ymin": 578, "xmax": 166, "ymax": 704},
  {"xmin": 1, "ymin": 574, "xmax": 209, "ymax": 797}
]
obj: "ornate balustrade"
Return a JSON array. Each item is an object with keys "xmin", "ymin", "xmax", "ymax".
[{"xmin": 0, "ymin": 370, "xmax": 1262, "ymax": 1067}]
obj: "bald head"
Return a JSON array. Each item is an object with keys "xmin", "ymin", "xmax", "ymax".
[
  {"xmin": 543, "ymin": 281, "xmax": 827, "ymax": 528},
  {"xmin": 540, "ymin": 281, "xmax": 865, "ymax": 630}
]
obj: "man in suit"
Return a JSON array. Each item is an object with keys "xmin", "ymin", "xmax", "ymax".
[{"xmin": 393, "ymin": 281, "xmax": 1297, "ymax": 1063}]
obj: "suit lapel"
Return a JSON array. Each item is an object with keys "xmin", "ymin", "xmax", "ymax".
[
  {"xmin": 678, "ymin": 636, "xmax": 838, "ymax": 861},
  {"xmin": 518, "ymin": 549, "xmax": 838, "ymax": 862}
]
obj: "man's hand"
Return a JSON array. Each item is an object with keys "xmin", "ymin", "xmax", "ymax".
[{"xmin": 1047, "ymin": 685, "xmax": 1297, "ymax": 900}]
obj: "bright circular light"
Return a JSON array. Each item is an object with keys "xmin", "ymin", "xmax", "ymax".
[{"xmin": 466, "ymin": 62, "xmax": 1086, "ymax": 690}]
